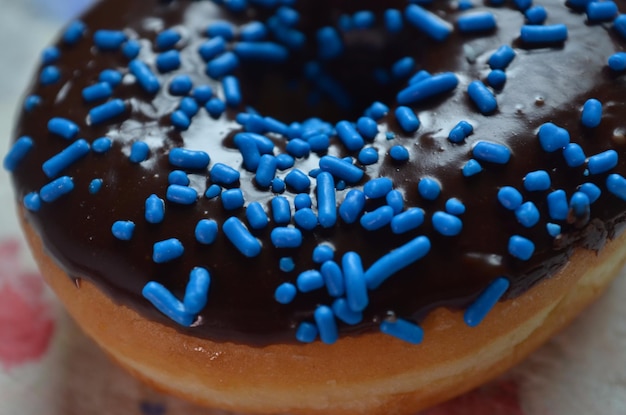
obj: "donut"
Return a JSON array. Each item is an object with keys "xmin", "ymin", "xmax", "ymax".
[{"xmin": 5, "ymin": 0, "xmax": 626, "ymax": 413}]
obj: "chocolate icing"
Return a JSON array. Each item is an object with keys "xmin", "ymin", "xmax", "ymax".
[{"xmin": 8, "ymin": 0, "xmax": 626, "ymax": 345}]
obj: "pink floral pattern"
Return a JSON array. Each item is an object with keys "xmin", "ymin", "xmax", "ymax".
[{"xmin": 0, "ymin": 239, "xmax": 55, "ymax": 371}]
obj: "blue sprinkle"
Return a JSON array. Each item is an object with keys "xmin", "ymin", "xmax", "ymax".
[
  {"xmin": 395, "ymin": 106, "xmax": 420, "ymax": 133},
  {"xmin": 578, "ymin": 183, "xmax": 601, "ymax": 203},
  {"xmin": 588, "ymin": 150, "xmax": 618, "ymax": 175},
  {"xmin": 608, "ymin": 52, "xmax": 626, "ymax": 71},
  {"xmin": 153, "ymin": 238, "xmax": 184, "ymax": 263},
  {"xmin": 508, "ymin": 235, "xmax": 535, "ymax": 260},
  {"xmin": 234, "ymin": 133, "xmax": 261, "ymax": 171},
  {"xmin": 92, "ymin": 137, "xmax": 112, "ymax": 153},
  {"xmin": 221, "ymin": 188, "xmax": 245, "ymax": 210},
  {"xmin": 365, "ymin": 236, "xmax": 431, "ymax": 289},
  {"xmin": 90, "ymin": 99, "xmax": 126, "ymax": 125},
  {"xmin": 432, "ymin": 211, "xmax": 463, "ymax": 236},
  {"xmin": 339, "ymin": 189, "xmax": 366, "ymax": 224},
  {"xmin": 285, "ymin": 169, "xmax": 311, "ymax": 192},
  {"xmin": 89, "ymin": 179, "xmax": 103, "ymax": 194},
  {"xmin": 314, "ymin": 305, "xmax": 338, "ymax": 344},
  {"xmin": 82, "ymin": 82, "xmax": 113, "ymax": 103},
  {"xmin": 472, "ymin": 141, "xmax": 511, "ymax": 164},
  {"xmin": 405, "ymin": 4, "xmax": 453, "ymax": 41},
  {"xmin": 24, "ymin": 95, "xmax": 42, "ymax": 112},
  {"xmin": 547, "ymin": 190, "xmax": 568, "ymax": 220},
  {"xmin": 156, "ymin": 29, "xmax": 181, "ymax": 50},
  {"xmin": 297, "ymin": 270, "xmax": 324, "ymax": 292},
  {"xmin": 193, "ymin": 220, "xmax": 219, "ymax": 245},
  {"xmin": 319, "ymin": 261, "xmax": 343, "ymax": 297},
  {"xmin": 384, "ymin": 9, "xmax": 404, "ymax": 33},
  {"xmin": 380, "ymin": 318, "xmax": 424, "ymax": 344},
  {"xmin": 364, "ymin": 102, "xmax": 390, "ymax": 120},
  {"xmin": 48, "ymin": 117, "xmax": 79, "ymax": 140},
  {"xmin": 42, "ymin": 139, "xmax": 90, "ymax": 178},
  {"xmin": 271, "ymin": 227, "xmax": 302, "ymax": 248},
  {"xmin": 464, "ymin": 277, "xmax": 509, "ymax": 327},
  {"xmin": 207, "ymin": 52, "xmax": 239, "ymax": 79},
  {"xmin": 210, "ymin": 163, "xmax": 239, "ymax": 186},
  {"xmin": 418, "ymin": 177, "xmax": 441, "ymax": 200},
  {"xmin": 272, "ymin": 178, "xmax": 286, "ymax": 193},
  {"xmin": 192, "ymin": 85, "xmax": 214, "ymax": 104},
  {"xmin": 397, "ymin": 72, "xmax": 459, "ymax": 105},
  {"xmin": 263, "ymin": 117, "xmax": 289, "ymax": 135},
  {"xmin": 486, "ymin": 70, "xmax": 506, "ymax": 89},
  {"xmin": 205, "ymin": 98, "xmax": 226, "ymax": 118},
  {"xmin": 169, "ymin": 148, "xmax": 210, "ymax": 170},
  {"xmin": 129, "ymin": 141, "xmax": 149, "ymax": 163},
  {"xmin": 93, "ymin": 30, "xmax": 127, "ymax": 51},
  {"xmin": 41, "ymin": 46, "xmax": 60, "ymax": 65},
  {"xmin": 223, "ymin": 75, "xmax": 242, "ymax": 107},
  {"xmin": 169, "ymin": 170, "xmax": 190, "ymax": 186},
  {"xmin": 587, "ymin": 1, "xmax": 618, "ymax": 21},
  {"xmin": 390, "ymin": 208, "xmax": 424, "ymax": 234},
  {"xmin": 112, "ymin": 220, "xmax": 135, "ymax": 240},
  {"xmin": 547, "ymin": 223, "xmax": 562, "ymax": 237},
  {"xmin": 275, "ymin": 283, "xmax": 297, "ymax": 304},
  {"xmin": 319, "ymin": 155, "xmax": 363, "ymax": 184},
  {"xmin": 156, "ymin": 50, "xmax": 181, "ymax": 73},
  {"xmin": 525, "ymin": 6, "xmax": 547, "ymax": 24},
  {"xmin": 570, "ymin": 192, "xmax": 590, "ymax": 217},
  {"xmin": 255, "ymin": 155, "xmax": 277, "ymax": 188},
  {"xmin": 234, "ymin": 42, "xmax": 288, "ymax": 62},
  {"xmin": 183, "ymin": 267, "xmax": 211, "ymax": 315},
  {"xmin": 515, "ymin": 201, "xmax": 540, "ymax": 227},
  {"xmin": 129, "ymin": 60, "xmax": 160, "ymax": 94},
  {"xmin": 356, "ymin": 117, "xmax": 378, "ymax": 140},
  {"xmin": 364, "ymin": 178, "xmax": 393, "ymax": 199},
  {"xmin": 606, "ymin": 174, "xmax": 626, "ymax": 200},
  {"xmin": 62, "ymin": 20, "xmax": 86, "ymax": 45},
  {"xmin": 168, "ymin": 75, "xmax": 193, "ymax": 96},
  {"xmin": 448, "ymin": 120, "xmax": 473, "ymax": 144},
  {"xmin": 178, "ymin": 97, "xmax": 199, "ymax": 118},
  {"xmin": 145, "ymin": 194, "xmax": 165, "ymax": 224},
  {"xmin": 615, "ymin": 15, "xmax": 626, "ymax": 40},
  {"xmin": 123, "ymin": 40, "xmax": 141, "ymax": 59},
  {"xmin": 358, "ymin": 147, "xmax": 379, "ymax": 165},
  {"xmin": 223, "ymin": 217, "xmax": 261, "ymax": 257},
  {"xmin": 353, "ymin": 10, "xmax": 375, "ymax": 28},
  {"xmin": 142, "ymin": 282, "xmax": 194, "ymax": 327},
  {"xmin": 99, "ymin": 69, "xmax": 123, "ymax": 87},
  {"xmin": 390, "ymin": 145, "xmax": 410, "ymax": 162},
  {"xmin": 336, "ymin": 121, "xmax": 365, "ymax": 152},
  {"xmin": 488, "ymin": 45, "xmax": 516, "ymax": 70},
  {"xmin": 166, "ymin": 184, "xmax": 197, "ymax": 205},
  {"xmin": 40, "ymin": 176, "xmax": 74, "ymax": 202},
  {"xmin": 391, "ymin": 57, "xmax": 416, "ymax": 80},
  {"xmin": 498, "ymin": 186, "xmax": 523, "ymax": 210},
  {"xmin": 207, "ymin": 21, "xmax": 235, "ymax": 40},
  {"xmin": 445, "ymin": 198, "xmax": 466, "ymax": 215},
  {"xmin": 294, "ymin": 208, "xmax": 317, "ymax": 230},
  {"xmin": 581, "ymin": 98, "xmax": 602, "ymax": 128},
  {"xmin": 275, "ymin": 153, "xmax": 295, "ymax": 170},
  {"xmin": 524, "ymin": 170, "xmax": 551, "ymax": 191},
  {"xmin": 311, "ymin": 246, "xmax": 334, "ymax": 265},
  {"xmin": 308, "ymin": 134, "xmax": 330, "ymax": 153},
  {"xmin": 4, "ymin": 136, "xmax": 33, "ymax": 172},
  {"xmin": 538, "ymin": 122, "xmax": 570, "ymax": 152},
  {"xmin": 246, "ymin": 201, "xmax": 269, "ymax": 229},
  {"xmin": 520, "ymin": 24, "xmax": 568, "ymax": 44},
  {"xmin": 294, "ymin": 193, "xmax": 312, "ymax": 210},
  {"xmin": 240, "ymin": 21, "xmax": 268, "ymax": 41},
  {"xmin": 279, "ymin": 257, "xmax": 296, "ymax": 273},
  {"xmin": 457, "ymin": 11, "xmax": 497, "ymax": 33},
  {"xmin": 563, "ymin": 143, "xmax": 586, "ymax": 168},
  {"xmin": 295, "ymin": 322, "xmax": 318, "ymax": 343},
  {"xmin": 462, "ymin": 159, "xmax": 483, "ymax": 177},
  {"xmin": 316, "ymin": 172, "xmax": 337, "ymax": 228},
  {"xmin": 204, "ymin": 184, "xmax": 221, "ymax": 199},
  {"xmin": 277, "ymin": 6, "xmax": 300, "ymax": 26},
  {"xmin": 198, "ymin": 37, "xmax": 227, "ymax": 62},
  {"xmin": 360, "ymin": 205, "xmax": 395, "ymax": 231},
  {"xmin": 513, "ymin": 0, "xmax": 532, "ymax": 11},
  {"xmin": 342, "ymin": 252, "xmax": 368, "ymax": 312},
  {"xmin": 286, "ymin": 139, "xmax": 310, "ymax": 158},
  {"xmin": 332, "ymin": 298, "xmax": 362, "ymax": 325},
  {"xmin": 23, "ymin": 192, "xmax": 41, "ymax": 211},
  {"xmin": 271, "ymin": 196, "xmax": 291, "ymax": 224},
  {"xmin": 409, "ymin": 70, "xmax": 431, "ymax": 85},
  {"xmin": 468, "ymin": 81, "xmax": 497, "ymax": 114}
]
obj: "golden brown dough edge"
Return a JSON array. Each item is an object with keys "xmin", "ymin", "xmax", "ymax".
[{"xmin": 20, "ymin": 207, "xmax": 626, "ymax": 415}]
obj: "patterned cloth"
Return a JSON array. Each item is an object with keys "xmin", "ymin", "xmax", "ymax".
[{"xmin": 0, "ymin": 2, "xmax": 625, "ymax": 414}]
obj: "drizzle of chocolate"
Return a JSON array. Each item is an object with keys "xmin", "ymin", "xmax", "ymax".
[{"xmin": 9, "ymin": 0, "xmax": 626, "ymax": 345}]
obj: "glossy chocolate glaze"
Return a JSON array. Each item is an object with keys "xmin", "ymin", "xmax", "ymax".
[{"xmin": 8, "ymin": 0, "xmax": 626, "ymax": 345}]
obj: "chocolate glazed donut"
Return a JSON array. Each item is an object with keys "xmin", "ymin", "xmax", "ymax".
[{"xmin": 5, "ymin": 0, "xmax": 626, "ymax": 413}]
